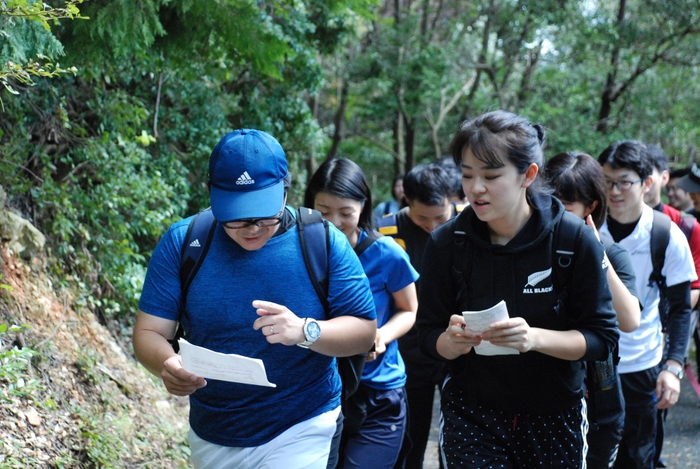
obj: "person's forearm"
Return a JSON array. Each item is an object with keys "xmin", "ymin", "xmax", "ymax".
[
  {"xmin": 379, "ymin": 311, "xmax": 416, "ymax": 344},
  {"xmin": 530, "ymin": 329, "xmax": 587, "ymax": 361},
  {"xmin": 608, "ymin": 267, "xmax": 641, "ymax": 332},
  {"xmin": 692, "ymin": 289, "xmax": 699, "ymax": 310},
  {"xmin": 312, "ymin": 316, "xmax": 377, "ymax": 356},
  {"xmin": 133, "ymin": 329, "xmax": 178, "ymax": 377}
]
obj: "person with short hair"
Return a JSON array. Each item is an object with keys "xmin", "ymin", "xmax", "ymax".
[
  {"xmin": 436, "ymin": 155, "xmax": 468, "ymax": 204},
  {"xmin": 675, "ymin": 163, "xmax": 700, "ymax": 222},
  {"xmin": 376, "ymin": 163, "xmax": 458, "ymax": 469},
  {"xmin": 418, "ymin": 110, "xmax": 618, "ymax": 468},
  {"xmin": 643, "ymin": 144, "xmax": 700, "ymax": 309},
  {"xmin": 667, "ymin": 168, "xmax": 694, "ymax": 213},
  {"xmin": 597, "ymin": 140, "xmax": 695, "ymax": 469},
  {"xmin": 132, "ymin": 129, "xmax": 377, "ymax": 469},
  {"xmin": 305, "ymin": 158, "xmax": 419, "ymax": 469}
]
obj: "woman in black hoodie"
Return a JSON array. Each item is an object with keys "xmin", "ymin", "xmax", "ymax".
[{"xmin": 416, "ymin": 110, "xmax": 619, "ymax": 468}]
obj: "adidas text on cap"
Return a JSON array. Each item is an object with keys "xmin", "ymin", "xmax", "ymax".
[{"xmin": 209, "ymin": 129, "xmax": 289, "ymax": 222}]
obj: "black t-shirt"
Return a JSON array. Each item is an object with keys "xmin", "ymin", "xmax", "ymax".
[
  {"xmin": 606, "ymin": 214, "xmax": 639, "ymax": 243},
  {"xmin": 394, "ymin": 208, "xmax": 431, "ymax": 276},
  {"xmin": 391, "ymin": 207, "xmax": 458, "ymax": 373}
]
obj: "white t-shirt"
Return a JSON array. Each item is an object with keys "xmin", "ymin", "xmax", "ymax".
[{"xmin": 600, "ymin": 205, "xmax": 697, "ymax": 374}]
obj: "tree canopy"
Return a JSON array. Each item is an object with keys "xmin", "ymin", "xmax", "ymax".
[{"xmin": 2, "ymin": 0, "xmax": 700, "ymax": 331}]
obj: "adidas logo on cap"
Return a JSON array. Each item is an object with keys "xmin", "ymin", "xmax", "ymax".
[
  {"xmin": 236, "ymin": 171, "xmax": 255, "ymax": 185},
  {"xmin": 189, "ymin": 239, "xmax": 201, "ymax": 248}
]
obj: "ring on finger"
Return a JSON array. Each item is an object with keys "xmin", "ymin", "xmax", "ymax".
[{"xmin": 270, "ymin": 325, "xmax": 274, "ymax": 335}]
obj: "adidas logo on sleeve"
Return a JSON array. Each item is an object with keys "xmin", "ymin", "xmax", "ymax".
[
  {"xmin": 189, "ymin": 239, "xmax": 201, "ymax": 248},
  {"xmin": 236, "ymin": 171, "xmax": 255, "ymax": 185}
]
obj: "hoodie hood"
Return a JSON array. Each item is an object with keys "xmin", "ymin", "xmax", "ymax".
[{"xmin": 456, "ymin": 193, "xmax": 565, "ymax": 254}]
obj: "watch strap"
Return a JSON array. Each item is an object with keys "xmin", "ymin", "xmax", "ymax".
[{"xmin": 662, "ymin": 363, "xmax": 684, "ymax": 380}]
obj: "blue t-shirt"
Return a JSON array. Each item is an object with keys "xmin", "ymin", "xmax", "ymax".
[
  {"xmin": 356, "ymin": 229, "xmax": 419, "ymax": 390},
  {"xmin": 138, "ymin": 207, "xmax": 376, "ymax": 447}
]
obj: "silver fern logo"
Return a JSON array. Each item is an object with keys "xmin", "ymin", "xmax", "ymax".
[{"xmin": 523, "ymin": 268, "xmax": 553, "ymax": 294}]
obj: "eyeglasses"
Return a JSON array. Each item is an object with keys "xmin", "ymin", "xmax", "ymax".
[
  {"xmin": 223, "ymin": 203, "xmax": 286, "ymax": 230},
  {"xmin": 605, "ymin": 177, "xmax": 643, "ymax": 191}
]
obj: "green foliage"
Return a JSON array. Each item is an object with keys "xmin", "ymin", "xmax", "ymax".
[
  {"xmin": 3, "ymin": 0, "xmax": 699, "ymax": 341},
  {"xmin": 0, "ymin": 324, "xmax": 37, "ymax": 403},
  {"xmin": 1, "ymin": 0, "xmax": 369, "ymax": 324},
  {"xmin": 75, "ymin": 406, "xmax": 131, "ymax": 468},
  {"xmin": 1, "ymin": 0, "xmax": 85, "ymax": 30},
  {"xmin": 0, "ymin": 0, "xmax": 84, "ymax": 98}
]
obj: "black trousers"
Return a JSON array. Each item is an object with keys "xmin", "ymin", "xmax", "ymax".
[{"xmin": 614, "ymin": 367, "xmax": 659, "ymax": 469}]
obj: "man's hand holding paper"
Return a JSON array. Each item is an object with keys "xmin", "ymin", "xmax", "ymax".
[{"xmin": 161, "ymin": 354, "xmax": 207, "ymax": 397}]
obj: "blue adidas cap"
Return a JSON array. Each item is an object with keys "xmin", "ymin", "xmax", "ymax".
[{"xmin": 209, "ymin": 129, "xmax": 288, "ymax": 222}]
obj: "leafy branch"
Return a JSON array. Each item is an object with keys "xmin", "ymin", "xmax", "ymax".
[
  {"xmin": 0, "ymin": 0, "xmax": 86, "ymax": 107},
  {"xmin": 2, "ymin": 0, "xmax": 87, "ymax": 31},
  {"xmin": 1, "ymin": 57, "xmax": 78, "ymax": 95}
]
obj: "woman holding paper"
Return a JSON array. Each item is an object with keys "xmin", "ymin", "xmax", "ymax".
[{"xmin": 415, "ymin": 110, "xmax": 619, "ymax": 469}]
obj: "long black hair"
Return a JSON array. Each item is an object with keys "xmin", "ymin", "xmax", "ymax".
[
  {"xmin": 304, "ymin": 158, "xmax": 374, "ymax": 233},
  {"xmin": 544, "ymin": 152, "xmax": 609, "ymax": 228}
]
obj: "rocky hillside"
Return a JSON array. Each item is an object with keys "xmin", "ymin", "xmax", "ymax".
[{"xmin": 0, "ymin": 210, "xmax": 192, "ymax": 467}]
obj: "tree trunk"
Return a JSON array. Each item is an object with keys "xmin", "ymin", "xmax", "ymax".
[
  {"xmin": 596, "ymin": 0, "xmax": 626, "ymax": 134},
  {"xmin": 394, "ymin": 110, "xmax": 405, "ymax": 175},
  {"xmin": 405, "ymin": 121, "xmax": 415, "ymax": 171},
  {"xmin": 461, "ymin": 0, "xmax": 495, "ymax": 122},
  {"xmin": 326, "ymin": 79, "xmax": 349, "ymax": 162}
]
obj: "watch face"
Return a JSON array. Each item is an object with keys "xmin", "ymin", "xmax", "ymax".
[{"xmin": 306, "ymin": 321, "xmax": 321, "ymax": 340}]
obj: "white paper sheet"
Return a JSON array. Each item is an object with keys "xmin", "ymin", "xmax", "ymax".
[
  {"xmin": 178, "ymin": 339, "xmax": 276, "ymax": 387},
  {"xmin": 462, "ymin": 300, "xmax": 519, "ymax": 356}
]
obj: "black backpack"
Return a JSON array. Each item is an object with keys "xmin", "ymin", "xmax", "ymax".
[
  {"xmin": 648, "ymin": 210, "xmax": 672, "ymax": 332},
  {"xmin": 171, "ymin": 207, "xmax": 365, "ymax": 401}
]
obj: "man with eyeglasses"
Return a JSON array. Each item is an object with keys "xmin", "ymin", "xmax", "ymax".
[
  {"xmin": 597, "ymin": 140, "xmax": 696, "ymax": 469},
  {"xmin": 132, "ymin": 129, "xmax": 377, "ymax": 469}
]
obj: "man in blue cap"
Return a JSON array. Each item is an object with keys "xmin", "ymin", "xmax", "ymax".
[{"xmin": 133, "ymin": 129, "xmax": 376, "ymax": 468}]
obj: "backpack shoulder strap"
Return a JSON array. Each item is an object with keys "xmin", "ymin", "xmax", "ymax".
[
  {"xmin": 376, "ymin": 212, "xmax": 408, "ymax": 251},
  {"xmin": 649, "ymin": 210, "xmax": 671, "ymax": 286},
  {"xmin": 376, "ymin": 213, "xmax": 398, "ymax": 236},
  {"xmin": 297, "ymin": 207, "xmax": 331, "ymax": 315},
  {"xmin": 383, "ymin": 201, "xmax": 392, "ymax": 216},
  {"xmin": 678, "ymin": 210, "xmax": 696, "ymax": 242},
  {"xmin": 552, "ymin": 212, "xmax": 583, "ymax": 299},
  {"xmin": 450, "ymin": 215, "xmax": 473, "ymax": 300},
  {"xmin": 180, "ymin": 209, "xmax": 218, "ymax": 305},
  {"xmin": 354, "ymin": 232, "xmax": 380, "ymax": 257},
  {"xmin": 650, "ymin": 210, "xmax": 672, "ymax": 331},
  {"xmin": 170, "ymin": 209, "xmax": 217, "ymax": 352}
]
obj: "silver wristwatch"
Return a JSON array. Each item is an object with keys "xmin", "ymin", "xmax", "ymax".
[
  {"xmin": 661, "ymin": 363, "xmax": 684, "ymax": 380},
  {"xmin": 297, "ymin": 318, "xmax": 321, "ymax": 348}
]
